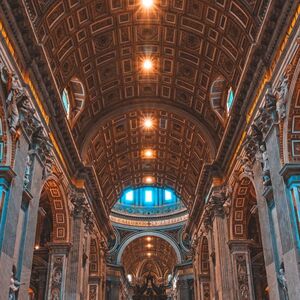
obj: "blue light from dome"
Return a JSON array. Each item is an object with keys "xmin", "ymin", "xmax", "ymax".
[
  {"xmin": 125, "ymin": 190, "xmax": 134, "ymax": 201},
  {"xmin": 119, "ymin": 186, "xmax": 178, "ymax": 207},
  {"xmin": 145, "ymin": 190, "xmax": 153, "ymax": 203},
  {"xmin": 165, "ymin": 190, "xmax": 172, "ymax": 201}
]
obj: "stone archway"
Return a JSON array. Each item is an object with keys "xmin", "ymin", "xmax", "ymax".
[
  {"xmin": 117, "ymin": 231, "xmax": 182, "ymax": 264},
  {"xmin": 29, "ymin": 176, "xmax": 70, "ymax": 300},
  {"xmin": 230, "ymin": 177, "xmax": 268, "ymax": 300}
]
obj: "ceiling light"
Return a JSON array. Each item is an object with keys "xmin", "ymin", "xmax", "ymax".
[
  {"xmin": 144, "ymin": 176, "xmax": 154, "ymax": 184},
  {"xmin": 147, "ymin": 252, "xmax": 152, "ymax": 257},
  {"xmin": 146, "ymin": 236, "xmax": 152, "ymax": 242},
  {"xmin": 141, "ymin": 0, "xmax": 154, "ymax": 9},
  {"xmin": 35, "ymin": 245, "xmax": 40, "ymax": 250},
  {"xmin": 143, "ymin": 149, "xmax": 155, "ymax": 159},
  {"xmin": 146, "ymin": 243, "xmax": 153, "ymax": 248},
  {"xmin": 143, "ymin": 118, "xmax": 153, "ymax": 129},
  {"xmin": 143, "ymin": 58, "xmax": 153, "ymax": 71}
]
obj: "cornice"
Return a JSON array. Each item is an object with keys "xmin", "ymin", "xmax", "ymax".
[
  {"xmin": 1, "ymin": 0, "xmax": 113, "ymax": 236},
  {"xmin": 217, "ymin": 0, "xmax": 298, "ymax": 171}
]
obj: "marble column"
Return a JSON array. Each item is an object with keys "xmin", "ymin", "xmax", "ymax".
[
  {"xmin": 205, "ymin": 185, "xmax": 234, "ymax": 300},
  {"xmin": 88, "ymin": 276, "xmax": 100, "ymax": 300},
  {"xmin": 46, "ymin": 242, "xmax": 70, "ymax": 300},
  {"xmin": 193, "ymin": 260, "xmax": 200, "ymax": 300},
  {"xmin": 252, "ymin": 160, "xmax": 282, "ymax": 300},
  {"xmin": 0, "ymin": 133, "xmax": 30, "ymax": 300},
  {"xmin": 198, "ymin": 274, "xmax": 210, "ymax": 300},
  {"xmin": 18, "ymin": 150, "xmax": 45, "ymax": 299},
  {"xmin": 228, "ymin": 240, "xmax": 255, "ymax": 300},
  {"xmin": 36, "ymin": 267, "xmax": 48, "ymax": 300},
  {"xmin": 98, "ymin": 246, "xmax": 107, "ymax": 300},
  {"xmin": 205, "ymin": 229, "xmax": 216, "ymax": 299},
  {"xmin": 107, "ymin": 278, "xmax": 121, "ymax": 300},
  {"xmin": 265, "ymin": 125, "xmax": 300, "ymax": 299},
  {"xmin": 65, "ymin": 192, "xmax": 86, "ymax": 300},
  {"xmin": 280, "ymin": 164, "xmax": 300, "ymax": 299},
  {"xmin": 249, "ymin": 97, "xmax": 300, "ymax": 299}
]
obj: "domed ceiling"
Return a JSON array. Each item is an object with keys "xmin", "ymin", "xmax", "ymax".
[{"xmin": 22, "ymin": 0, "xmax": 270, "ymax": 211}]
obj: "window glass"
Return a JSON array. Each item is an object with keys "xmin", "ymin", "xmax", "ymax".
[
  {"xmin": 125, "ymin": 190, "xmax": 134, "ymax": 201},
  {"xmin": 145, "ymin": 190, "xmax": 152, "ymax": 202},
  {"xmin": 165, "ymin": 190, "xmax": 172, "ymax": 201},
  {"xmin": 227, "ymin": 88, "xmax": 234, "ymax": 112},
  {"xmin": 62, "ymin": 89, "xmax": 70, "ymax": 118}
]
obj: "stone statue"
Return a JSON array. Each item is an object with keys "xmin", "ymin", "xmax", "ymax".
[
  {"xmin": 0, "ymin": 64, "xmax": 21, "ymax": 134},
  {"xmin": 23, "ymin": 154, "xmax": 33, "ymax": 190},
  {"xmin": 9, "ymin": 266, "xmax": 21, "ymax": 300},
  {"xmin": 238, "ymin": 156, "xmax": 254, "ymax": 178},
  {"xmin": 259, "ymin": 144, "xmax": 271, "ymax": 186},
  {"xmin": 277, "ymin": 265, "xmax": 289, "ymax": 299},
  {"xmin": 276, "ymin": 74, "xmax": 289, "ymax": 120},
  {"xmin": 223, "ymin": 185, "xmax": 232, "ymax": 216}
]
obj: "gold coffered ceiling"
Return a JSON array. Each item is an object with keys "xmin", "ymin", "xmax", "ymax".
[
  {"xmin": 23, "ymin": 0, "xmax": 268, "ymax": 208},
  {"xmin": 121, "ymin": 236, "xmax": 178, "ymax": 279}
]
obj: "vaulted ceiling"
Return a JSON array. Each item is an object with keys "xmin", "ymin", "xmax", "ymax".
[
  {"xmin": 121, "ymin": 236, "xmax": 177, "ymax": 279},
  {"xmin": 22, "ymin": 0, "xmax": 269, "ymax": 208},
  {"xmin": 83, "ymin": 109, "xmax": 214, "ymax": 208}
]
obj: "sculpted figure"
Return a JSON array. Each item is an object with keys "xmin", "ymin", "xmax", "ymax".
[
  {"xmin": 259, "ymin": 144, "xmax": 271, "ymax": 186},
  {"xmin": 277, "ymin": 265, "xmax": 289, "ymax": 299},
  {"xmin": 239, "ymin": 156, "xmax": 254, "ymax": 178},
  {"xmin": 8, "ymin": 266, "xmax": 21, "ymax": 300},
  {"xmin": 276, "ymin": 74, "xmax": 289, "ymax": 119},
  {"xmin": 0, "ymin": 64, "xmax": 21, "ymax": 134}
]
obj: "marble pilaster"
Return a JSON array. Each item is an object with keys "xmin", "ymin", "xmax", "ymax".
[
  {"xmin": 228, "ymin": 240, "xmax": 256, "ymax": 300},
  {"xmin": 46, "ymin": 242, "xmax": 71, "ymax": 300}
]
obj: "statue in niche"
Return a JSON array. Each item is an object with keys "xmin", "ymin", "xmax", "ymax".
[
  {"xmin": 1, "ymin": 70, "xmax": 20, "ymax": 134},
  {"xmin": 23, "ymin": 154, "xmax": 33, "ymax": 190},
  {"xmin": 277, "ymin": 263, "xmax": 289, "ymax": 299},
  {"xmin": 276, "ymin": 74, "xmax": 289, "ymax": 119},
  {"xmin": 9, "ymin": 265, "xmax": 21, "ymax": 300},
  {"xmin": 223, "ymin": 185, "xmax": 232, "ymax": 216},
  {"xmin": 276, "ymin": 63, "xmax": 293, "ymax": 120},
  {"xmin": 259, "ymin": 144, "xmax": 271, "ymax": 187}
]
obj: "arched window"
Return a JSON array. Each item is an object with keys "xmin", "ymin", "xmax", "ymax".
[
  {"xmin": 119, "ymin": 186, "xmax": 179, "ymax": 206},
  {"xmin": 226, "ymin": 87, "xmax": 234, "ymax": 112},
  {"xmin": 62, "ymin": 89, "xmax": 70, "ymax": 118}
]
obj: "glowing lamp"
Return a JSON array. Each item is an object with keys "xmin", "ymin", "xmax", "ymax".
[
  {"xmin": 143, "ymin": 118, "xmax": 153, "ymax": 129},
  {"xmin": 141, "ymin": 0, "xmax": 154, "ymax": 9},
  {"xmin": 143, "ymin": 59, "xmax": 153, "ymax": 71}
]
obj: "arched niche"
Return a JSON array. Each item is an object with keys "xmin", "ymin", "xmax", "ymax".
[
  {"xmin": 62, "ymin": 77, "xmax": 85, "ymax": 127},
  {"xmin": 210, "ymin": 75, "xmax": 232, "ymax": 125}
]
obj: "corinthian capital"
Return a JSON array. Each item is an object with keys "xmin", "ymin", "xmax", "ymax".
[
  {"xmin": 205, "ymin": 184, "xmax": 232, "ymax": 220},
  {"xmin": 69, "ymin": 188, "xmax": 88, "ymax": 217}
]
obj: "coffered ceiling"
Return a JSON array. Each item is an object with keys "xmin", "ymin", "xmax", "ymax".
[
  {"xmin": 22, "ymin": 0, "xmax": 269, "ymax": 208},
  {"xmin": 121, "ymin": 235, "xmax": 177, "ymax": 279},
  {"xmin": 83, "ymin": 109, "xmax": 214, "ymax": 208}
]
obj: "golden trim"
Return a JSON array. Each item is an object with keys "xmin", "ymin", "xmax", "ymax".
[
  {"xmin": 0, "ymin": 20, "xmax": 69, "ymax": 170},
  {"xmin": 228, "ymin": 5, "xmax": 300, "ymax": 173}
]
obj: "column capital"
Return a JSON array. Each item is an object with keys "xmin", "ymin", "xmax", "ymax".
[
  {"xmin": 279, "ymin": 163, "xmax": 300, "ymax": 185},
  {"xmin": 47, "ymin": 242, "xmax": 72, "ymax": 254},
  {"xmin": 228, "ymin": 240, "xmax": 256, "ymax": 253},
  {"xmin": 204, "ymin": 184, "xmax": 232, "ymax": 222},
  {"xmin": 69, "ymin": 187, "xmax": 88, "ymax": 217}
]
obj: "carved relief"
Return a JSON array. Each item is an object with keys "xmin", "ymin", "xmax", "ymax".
[
  {"xmin": 49, "ymin": 255, "xmax": 64, "ymax": 300},
  {"xmin": 89, "ymin": 284, "xmax": 97, "ymax": 300},
  {"xmin": 235, "ymin": 254, "xmax": 250, "ymax": 300}
]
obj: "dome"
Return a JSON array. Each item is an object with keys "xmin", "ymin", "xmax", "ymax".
[{"xmin": 110, "ymin": 186, "xmax": 188, "ymax": 228}]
